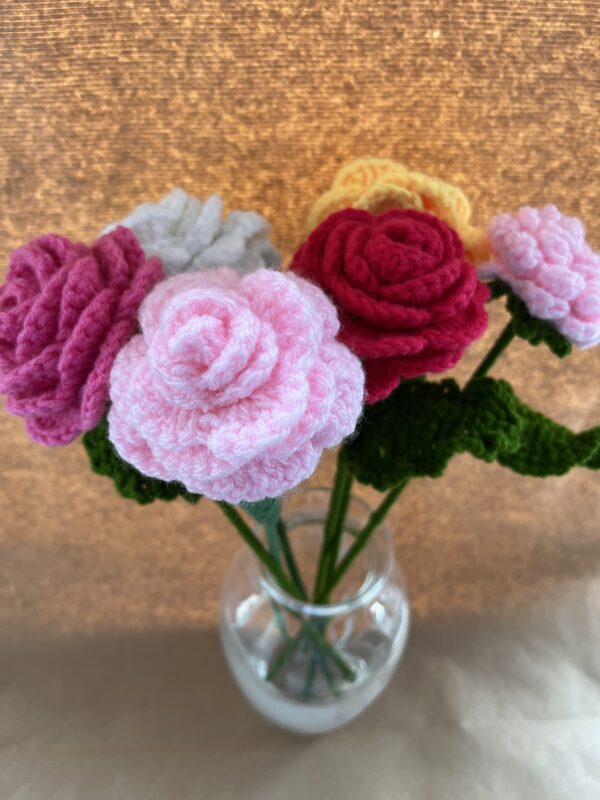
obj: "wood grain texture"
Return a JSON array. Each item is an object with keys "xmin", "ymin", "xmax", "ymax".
[{"xmin": 0, "ymin": 0, "xmax": 599, "ymax": 638}]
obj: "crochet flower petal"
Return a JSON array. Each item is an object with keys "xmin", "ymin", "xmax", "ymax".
[
  {"xmin": 480, "ymin": 205, "xmax": 600, "ymax": 348},
  {"xmin": 0, "ymin": 228, "xmax": 163, "ymax": 445},
  {"xmin": 307, "ymin": 158, "xmax": 489, "ymax": 263},
  {"xmin": 290, "ymin": 208, "xmax": 489, "ymax": 403},
  {"xmin": 108, "ymin": 267, "xmax": 365, "ymax": 503},
  {"xmin": 103, "ymin": 188, "xmax": 280, "ymax": 277}
]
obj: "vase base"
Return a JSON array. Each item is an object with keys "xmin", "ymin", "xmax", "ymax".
[{"xmin": 220, "ymin": 597, "xmax": 410, "ymax": 735}]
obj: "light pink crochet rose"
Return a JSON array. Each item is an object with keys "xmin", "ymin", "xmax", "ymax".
[
  {"xmin": 479, "ymin": 205, "xmax": 600, "ymax": 348},
  {"xmin": 108, "ymin": 268, "xmax": 365, "ymax": 503},
  {"xmin": 0, "ymin": 228, "xmax": 163, "ymax": 445}
]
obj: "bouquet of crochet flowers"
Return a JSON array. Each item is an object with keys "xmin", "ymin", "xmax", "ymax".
[{"xmin": 2, "ymin": 160, "xmax": 599, "ymax": 726}]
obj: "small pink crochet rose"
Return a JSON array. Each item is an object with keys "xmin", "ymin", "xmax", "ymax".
[
  {"xmin": 479, "ymin": 205, "xmax": 600, "ymax": 348},
  {"xmin": 108, "ymin": 267, "xmax": 365, "ymax": 503},
  {"xmin": 0, "ymin": 228, "xmax": 163, "ymax": 445}
]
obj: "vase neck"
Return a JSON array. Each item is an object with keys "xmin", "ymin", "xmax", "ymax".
[{"xmin": 259, "ymin": 499, "xmax": 394, "ymax": 618}]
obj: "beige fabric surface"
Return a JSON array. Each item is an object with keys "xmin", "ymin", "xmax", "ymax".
[
  {"xmin": 1, "ymin": 1, "xmax": 599, "ymax": 797},
  {"xmin": 2, "ymin": 578, "xmax": 599, "ymax": 799}
]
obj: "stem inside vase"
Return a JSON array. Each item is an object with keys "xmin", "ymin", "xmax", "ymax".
[{"xmin": 255, "ymin": 489, "xmax": 396, "ymax": 699}]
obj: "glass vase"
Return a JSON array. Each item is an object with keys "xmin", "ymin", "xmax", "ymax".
[{"xmin": 219, "ymin": 488, "xmax": 410, "ymax": 734}]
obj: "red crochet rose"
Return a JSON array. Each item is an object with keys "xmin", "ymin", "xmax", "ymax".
[
  {"xmin": 0, "ymin": 227, "xmax": 163, "ymax": 445},
  {"xmin": 290, "ymin": 208, "xmax": 490, "ymax": 403}
]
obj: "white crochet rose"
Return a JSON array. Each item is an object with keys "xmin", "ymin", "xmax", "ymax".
[{"xmin": 102, "ymin": 188, "xmax": 280, "ymax": 276}]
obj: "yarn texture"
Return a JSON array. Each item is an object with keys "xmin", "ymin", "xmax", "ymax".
[
  {"xmin": 479, "ymin": 205, "xmax": 600, "ymax": 349},
  {"xmin": 307, "ymin": 158, "xmax": 489, "ymax": 263},
  {"xmin": 108, "ymin": 267, "xmax": 365, "ymax": 504},
  {"xmin": 290, "ymin": 208, "xmax": 490, "ymax": 404},
  {"xmin": 0, "ymin": 228, "xmax": 163, "ymax": 445},
  {"xmin": 490, "ymin": 281, "xmax": 572, "ymax": 358},
  {"xmin": 83, "ymin": 415, "xmax": 200, "ymax": 504},
  {"xmin": 102, "ymin": 188, "xmax": 280, "ymax": 277},
  {"xmin": 239, "ymin": 498, "xmax": 284, "ymax": 556},
  {"xmin": 240, "ymin": 498, "xmax": 281, "ymax": 528},
  {"xmin": 497, "ymin": 399, "xmax": 600, "ymax": 476},
  {"xmin": 344, "ymin": 377, "xmax": 600, "ymax": 491}
]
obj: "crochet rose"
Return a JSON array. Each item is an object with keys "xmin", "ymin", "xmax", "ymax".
[
  {"xmin": 0, "ymin": 228, "xmax": 163, "ymax": 445},
  {"xmin": 102, "ymin": 188, "xmax": 280, "ymax": 277},
  {"xmin": 479, "ymin": 205, "xmax": 600, "ymax": 349},
  {"xmin": 307, "ymin": 158, "xmax": 490, "ymax": 263},
  {"xmin": 290, "ymin": 208, "xmax": 490, "ymax": 404},
  {"xmin": 108, "ymin": 268, "xmax": 364, "ymax": 503}
]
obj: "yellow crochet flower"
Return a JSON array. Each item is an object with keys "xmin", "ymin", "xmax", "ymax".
[{"xmin": 307, "ymin": 158, "xmax": 490, "ymax": 263}]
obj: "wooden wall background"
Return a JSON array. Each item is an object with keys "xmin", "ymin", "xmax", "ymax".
[{"xmin": 1, "ymin": 0, "xmax": 599, "ymax": 638}]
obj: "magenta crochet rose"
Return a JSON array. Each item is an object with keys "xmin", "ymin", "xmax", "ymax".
[
  {"xmin": 479, "ymin": 205, "xmax": 600, "ymax": 348},
  {"xmin": 108, "ymin": 268, "xmax": 365, "ymax": 503},
  {"xmin": 0, "ymin": 228, "xmax": 163, "ymax": 445}
]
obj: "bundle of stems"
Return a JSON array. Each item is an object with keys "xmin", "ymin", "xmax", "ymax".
[{"xmin": 215, "ymin": 323, "xmax": 514, "ymax": 694}]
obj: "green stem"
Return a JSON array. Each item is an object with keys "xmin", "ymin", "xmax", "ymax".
[
  {"xmin": 305, "ymin": 623, "xmax": 355, "ymax": 683},
  {"xmin": 267, "ymin": 629, "xmax": 305, "ymax": 681},
  {"xmin": 220, "ymin": 502, "xmax": 356, "ymax": 692},
  {"xmin": 270, "ymin": 598, "xmax": 289, "ymax": 642},
  {"xmin": 317, "ymin": 479, "xmax": 409, "ymax": 604},
  {"xmin": 301, "ymin": 654, "xmax": 318, "ymax": 700},
  {"xmin": 263, "ymin": 518, "xmax": 281, "ymax": 562},
  {"xmin": 217, "ymin": 502, "xmax": 301, "ymax": 599},
  {"xmin": 267, "ymin": 614, "xmax": 356, "ymax": 684},
  {"xmin": 323, "ymin": 459, "xmax": 353, "ymax": 595},
  {"xmin": 262, "ymin": 519, "xmax": 290, "ymax": 641},
  {"xmin": 313, "ymin": 450, "xmax": 353, "ymax": 600},
  {"xmin": 468, "ymin": 321, "xmax": 515, "ymax": 383},
  {"xmin": 301, "ymin": 619, "xmax": 355, "ymax": 683},
  {"xmin": 313, "ymin": 644, "xmax": 341, "ymax": 697},
  {"xmin": 302, "ymin": 632, "xmax": 343, "ymax": 700},
  {"xmin": 276, "ymin": 518, "xmax": 308, "ymax": 600}
]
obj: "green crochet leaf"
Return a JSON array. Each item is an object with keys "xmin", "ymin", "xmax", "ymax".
[
  {"xmin": 82, "ymin": 417, "xmax": 201, "ymax": 506},
  {"xmin": 343, "ymin": 378, "xmax": 522, "ymax": 491},
  {"xmin": 497, "ymin": 403, "xmax": 600, "ymax": 476},
  {"xmin": 344, "ymin": 377, "xmax": 600, "ymax": 490},
  {"xmin": 490, "ymin": 280, "xmax": 572, "ymax": 358}
]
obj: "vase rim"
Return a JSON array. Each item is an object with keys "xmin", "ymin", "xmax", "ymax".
[{"xmin": 257, "ymin": 487, "xmax": 396, "ymax": 618}]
